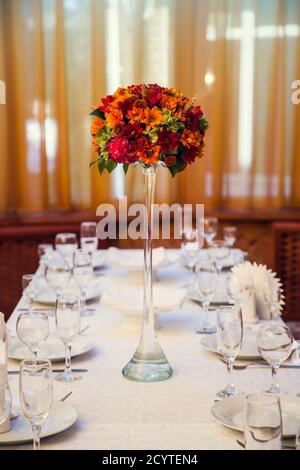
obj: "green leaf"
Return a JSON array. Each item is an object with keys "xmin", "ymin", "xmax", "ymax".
[
  {"xmin": 89, "ymin": 158, "xmax": 99, "ymax": 169},
  {"xmin": 168, "ymin": 159, "xmax": 187, "ymax": 177},
  {"xmin": 90, "ymin": 108, "xmax": 105, "ymax": 119},
  {"xmin": 98, "ymin": 157, "xmax": 106, "ymax": 175},
  {"xmin": 123, "ymin": 163, "xmax": 129, "ymax": 174},
  {"xmin": 105, "ymin": 159, "xmax": 118, "ymax": 173},
  {"xmin": 199, "ymin": 117, "xmax": 209, "ymax": 131}
]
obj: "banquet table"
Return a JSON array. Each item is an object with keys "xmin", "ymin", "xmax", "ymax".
[{"xmin": 5, "ymin": 250, "xmax": 300, "ymax": 450}]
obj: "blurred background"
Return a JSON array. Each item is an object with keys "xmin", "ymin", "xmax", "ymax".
[{"xmin": 0, "ymin": 0, "xmax": 300, "ymax": 318}]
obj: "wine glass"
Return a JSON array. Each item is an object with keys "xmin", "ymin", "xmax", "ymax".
[
  {"xmin": 45, "ymin": 260, "xmax": 71, "ymax": 298},
  {"xmin": 181, "ymin": 229, "xmax": 199, "ymax": 270},
  {"xmin": 257, "ymin": 324, "xmax": 293, "ymax": 394},
  {"xmin": 216, "ymin": 305, "xmax": 243, "ymax": 398},
  {"xmin": 296, "ymin": 420, "xmax": 300, "ymax": 450},
  {"xmin": 73, "ymin": 249, "xmax": 95, "ymax": 316},
  {"xmin": 227, "ymin": 273, "xmax": 253, "ymax": 310},
  {"xmin": 207, "ymin": 240, "xmax": 230, "ymax": 275},
  {"xmin": 194, "ymin": 260, "xmax": 218, "ymax": 334},
  {"xmin": 37, "ymin": 244, "xmax": 53, "ymax": 259},
  {"xmin": 55, "ymin": 233, "xmax": 78, "ymax": 266},
  {"xmin": 223, "ymin": 226, "xmax": 237, "ymax": 248},
  {"xmin": 245, "ymin": 393, "xmax": 282, "ymax": 450},
  {"xmin": 203, "ymin": 217, "xmax": 218, "ymax": 247},
  {"xmin": 37, "ymin": 245, "xmax": 54, "ymax": 279},
  {"xmin": 80, "ymin": 222, "xmax": 98, "ymax": 254},
  {"xmin": 55, "ymin": 294, "xmax": 81, "ymax": 383},
  {"xmin": 22, "ymin": 274, "xmax": 39, "ymax": 309},
  {"xmin": 263, "ymin": 281, "xmax": 282, "ymax": 319},
  {"xmin": 19, "ymin": 359, "xmax": 53, "ymax": 450},
  {"xmin": 0, "ymin": 383, "xmax": 12, "ymax": 429},
  {"xmin": 16, "ymin": 312, "xmax": 49, "ymax": 362}
]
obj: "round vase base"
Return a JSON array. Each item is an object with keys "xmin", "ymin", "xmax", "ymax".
[{"xmin": 122, "ymin": 359, "xmax": 173, "ymax": 382}]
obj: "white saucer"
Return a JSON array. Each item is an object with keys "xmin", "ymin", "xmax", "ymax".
[
  {"xmin": 8, "ymin": 334, "xmax": 94, "ymax": 362},
  {"xmin": 211, "ymin": 394, "xmax": 300, "ymax": 438},
  {"xmin": 200, "ymin": 329, "xmax": 261, "ymax": 360},
  {"xmin": 0, "ymin": 400, "xmax": 77, "ymax": 445}
]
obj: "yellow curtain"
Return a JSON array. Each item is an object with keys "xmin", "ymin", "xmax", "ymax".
[{"xmin": 0, "ymin": 0, "xmax": 299, "ymax": 212}]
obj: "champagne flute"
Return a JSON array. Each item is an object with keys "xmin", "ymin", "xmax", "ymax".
[
  {"xmin": 19, "ymin": 359, "xmax": 53, "ymax": 450},
  {"xmin": 73, "ymin": 249, "xmax": 95, "ymax": 316},
  {"xmin": 55, "ymin": 294, "xmax": 81, "ymax": 383},
  {"xmin": 223, "ymin": 226, "xmax": 237, "ymax": 248},
  {"xmin": 257, "ymin": 324, "xmax": 293, "ymax": 394},
  {"xmin": 245, "ymin": 393, "xmax": 282, "ymax": 450},
  {"xmin": 55, "ymin": 233, "xmax": 78, "ymax": 267},
  {"xmin": 22, "ymin": 274, "xmax": 39, "ymax": 309},
  {"xmin": 80, "ymin": 222, "xmax": 98, "ymax": 254},
  {"xmin": 263, "ymin": 281, "xmax": 282, "ymax": 320},
  {"xmin": 207, "ymin": 240, "xmax": 230, "ymax": 275},
  {"xmin": 0, "ymin": 383, "xmax": 12, "ymax": 429},
  {"xmin": 227, "ymin": 273, "xmax": 253, "ymax": 310},
  {"xmin": 16, "ymin": 312, "xmax": 49, "ymax": 362},
  {"xmin": 203, "ymin": 217, "xmax": 218, "ymax": 247},
  {"xmin": 45, "ymin": 260, "xmax": 71, "ymax": 298},
  {"xmin": 194, "ymin": 260, "xmax": 218, "ymax": 334},
  {"xmin": 216, "ymin": 305, "xmax": 243, "ymax": 398},
  {"xmin": 181, "ymin": 229, "xmax": 199, "ymax": 270}
]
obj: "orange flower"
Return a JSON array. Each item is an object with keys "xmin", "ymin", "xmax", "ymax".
[
  {"xmin": 106, "ymin": 108, "xmax": 123, "ymax": 128},
  {"xmin": 142, "ymin": 106, "xmax": 164, "ymax": 131},
  {"xmin": 91, "ymin": 138, "xmax": 100, "ymax": 153},
  {"xmin": 161, "ymin": 95, "xmax": 180, "ymax": 110},
  {"xmin": 181, "ymin": 129, "xmax": 201, "ymax": 148},
  {"xmin": 90, "ymin": 117, "xmax": 105, "ymax": 136},
  {"xmin": 127, "ymin": 105, "xmax": 145, "ymax": 124},
  {"xmin": 137, "ymin": 145, "xmax": 161, "ymax": 165},
  {"xmin": 113, "ymin": 87, "xmax": 133, "ymax": 103}
]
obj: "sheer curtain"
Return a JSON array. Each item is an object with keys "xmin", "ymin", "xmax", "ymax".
[{"xmin": 0, "ymin": 0, "xmax": 299, "ymax": 212}]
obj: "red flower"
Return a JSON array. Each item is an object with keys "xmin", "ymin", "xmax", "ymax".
[
  {"xmin": 164, "ymin": 155, "xmax": 177, "ymax": 167},
  {"xmin": 182, "ymin": 146, "xmax": 199, "ymax": 164},
  {"xmin": 121, "ymin": 123, "xmax": 144, "ymax": 139},
  {"xmin": 99, "ymin": 95, "xmax": 114, "ymax": 113},
  {"xmin": 186, "ymin": 106, "xmax": 204, "ymax": 131},
  {"xmin": 146, "ymin": 84, "xmax": 164, "ymax": 108},
  {"xmin": 157, "ymin": 129, "xmax": 180, "ymax": 152},
  {"xmin": 107, "ymin": 136, "xmax": 130, "ymax": 163}
]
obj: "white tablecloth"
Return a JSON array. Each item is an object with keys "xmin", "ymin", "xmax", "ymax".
[{"xmin": 5, "ymin": 250, "xmax": 300, "ymax": 450}]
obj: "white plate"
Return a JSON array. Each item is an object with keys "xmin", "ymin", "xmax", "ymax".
[
  {"xmin": 34, "ymin": 283, "xmax": 101, "ymax": 306},
  {"xmin": 8, "ymin": 334, "xmax": 94, "ymax": 362},
  {"xmin": 107, "ymin": 247, "xmax": 178, "ymax": 272},
  {"xmin": 200, "ymin": 329, "xmax": 260, "ymax": 359},
  {"xmin": 211, "ymin": 394, "xmax": 300, "ymax": 438},
  {"xmin": 0, "ymin": 400, "xmax": 77, "ymax": 445}
]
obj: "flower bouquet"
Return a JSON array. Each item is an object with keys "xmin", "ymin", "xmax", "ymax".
[{"xmin": 90, "ymin": 84, "xmax": 208, "ymax": 382}]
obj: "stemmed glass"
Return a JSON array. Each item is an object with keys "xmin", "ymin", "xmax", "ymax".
[
  {"xmin": 80, "ymin": 222, "xmax": 98, "ymax": 254},
  {"xmin": 19, "ymin": 359, "xmax": 53, "ymax": 450},
  {"xmin": 16, "ymin": 312, "xmax": 49, "ymax": 362},
  {"xmin": 227, "ymin": 273, "xmax": 253, "ymax": 310},
  {"xmin": 73, "ymin": 249, "xmax": 95, "ymax": 316},
  {"xmin": 203, "ymin": 217, "xmax": 218, "ymax": 247},
  {"xmin": 216, "ymin": 305, "xmax": 243, "ymax": 398},
  {"xmin": 257, "ymin": 324, "xmax": 293, "ymax": 394},
  {"xmin": 37, "ymin": 244, "xmax": 54, "ymax": 278},
  {"xmin": 245, "ymin": 393, "xmax": 282, "ymax": 450},
  {"xmin": 181, "ymin": 229, "xmax": 199, "ymax": 271},
  {"xmin": 55, "ymin": 294, "xmax": 81, "ymax": 383},
  {"xmin": 45, "ymin": 260, "xmax": 71, "ymax": 299},
  {"xmin": 223, "ymin": 226, "xmax": 237, "ymax": 248},
  {"xmin": 55, "ymin": 233, "xmax": 78, "ymax": 267},
  {"xmin": 263, "ymin": 281, "xmax": 282, "ymax": 320},
  {"xmin": 22, "ymin": 274, "xmax": 39, "ymax": 310},
  {"xmin": 194, "ymin": 260, "xmax": 218, "ymax": 334},
  {"xmin": 0, "ymin": 383, "xmax": 12, "ymax": 430},
  {"xmin": 207, "ymin": 240, "xmax": 230, "ymax": 275}
]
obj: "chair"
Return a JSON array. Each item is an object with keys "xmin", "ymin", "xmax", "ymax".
[{"xmin": 272, "ymin": 222, "xmax": 300, "ymax": 338}]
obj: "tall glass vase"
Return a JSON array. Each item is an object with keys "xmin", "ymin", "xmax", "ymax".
[{"xmin": 122, "ymin": 165, "xmax": 173, "ymax": 382}]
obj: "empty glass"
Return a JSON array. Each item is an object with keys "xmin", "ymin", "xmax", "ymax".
[
  {"xmin": 207, "ymin": 240, "xmax": 230, "ymax": 274},
  {"xmin": 55, "ymin": 233, "xmax": 78, "ymax": 266},
  {"xmin": 296, "ymin": 420, "xmax": 300, "ymax": 450},
  {"xmin": 181, "ymin": 229, "xmax": 199, "ymax": 270},
  {"xmin": 227, "ymin": 273, "xmax": 253, "ymax": 309},
  {"xmin": 245, "ymin": 393, "xmax": 282, "ymax": 450},
  {"xmin": 45, "ymin": 260, "xmax": 71, "ymax": 298},
  {"xmin": 257, "ymin": 324, "xmax": 293, "ymax": 394},
  {"xmin": 216, "ymin": 305, "xmax": 243, "ymax": 398},
  {"xmin": 37, "ymin": 244, "xmax": 53, "ymax": 260},
  {"xmin": 73, "ymin": 249, "xmax": 95, "ymax": 316},
  {"xmin": 16, "ymin": 312, "xmax": 49, "ymax": 362},
  {"xmin": 263, "ymin": 282, "xmax": 282, "ymax": 319},
  {"xmin": 55, "ymin": 294, "xmax": 81, "ymax": 383},
  {"xmin": 223, "ymin": 226, "xmax": 237, "ymax": 247},
  {"xmin": 194, "ymin": 260, "xmax": 218, "ymax": 334},
  {"xmin": 19, "ymin": 359, "xmax": 53, "ymax": 450},
  {"xmin": 80, "ymin": 222, "xmax": 98, "ymax": 254},
  {"xmin": 0, "ymin": 383, "xmax": 12, "ymax": 429},
  {"xmin": 203, "ymin": 217, "xmax": 218, "ymax": 247},
  {"xmin": 22, "ymin": 274, "xmax": 39, "ymax": 309}
]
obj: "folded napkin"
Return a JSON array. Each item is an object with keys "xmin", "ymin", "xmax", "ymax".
[
  {"xmin": 230, "ymin": 262, "xmax": 284, "ymax": 321},
  {"xmin": 100, "ymin": 279, "xmax": 186, "ymax": 315},
  {"xmin": 0, "ymin": 313, "xmax": 10, "ymax": 433},
  {"xmin": 107, "ymin": 247, "xmax": 168, "ymax": 271}
]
